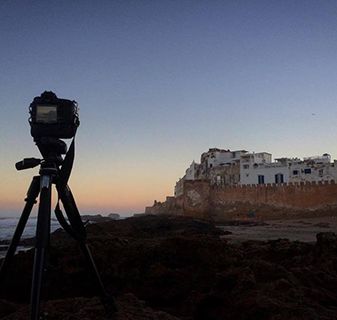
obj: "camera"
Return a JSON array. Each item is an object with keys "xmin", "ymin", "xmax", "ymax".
[{"xmin": 29, "ymin": 91, "xmax": 79, "ymax": 140}]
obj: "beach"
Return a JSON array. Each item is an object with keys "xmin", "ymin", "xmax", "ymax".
[{"xmin": 219, "ymin": 216, "xmax": 337, "ymax": 243}]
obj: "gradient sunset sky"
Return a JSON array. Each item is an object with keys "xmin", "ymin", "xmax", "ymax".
[{"xmin": 1, "ymin": 0, "xmax": 337, "ymax": 216}]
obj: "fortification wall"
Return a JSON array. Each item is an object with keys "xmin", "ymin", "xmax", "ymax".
[
  {"xmin": 211, "ymin": 180, "xmax": 337, "ymax": 209},
  {"xmin": 145, "ymin": 195, "xmax": 184, "ymax": 215},
  {"xmin": 210, "ymin": 180, "xmax": 337, "ymax": 219},
  {"xmin": 146, "ymin": 180, "xmax": 337, "ymax": 220},
  {"xmin": 183, "ymin": 180, "xmax": 210, "ymax": 218}
]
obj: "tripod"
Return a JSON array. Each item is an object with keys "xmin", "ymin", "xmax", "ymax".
[{"xmin": 0, "ymin": 138, "xmax": 116, "ymax": 319}]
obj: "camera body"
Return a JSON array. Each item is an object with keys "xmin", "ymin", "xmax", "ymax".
[{"xmin": 29, "ymin": 91, "xmax": 79, "ymax": 140}]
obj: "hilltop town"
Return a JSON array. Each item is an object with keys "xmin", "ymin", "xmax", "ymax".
[{"xmin": 146, "ymin": 148, "xmax": 337, "ymax": 220}]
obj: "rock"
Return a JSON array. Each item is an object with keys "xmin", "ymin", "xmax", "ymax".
[
  {"xmin": 314, "ymin": 222, "xmax": 330, "ymax": 228},
  {"xmin": 81, "ymin": 214, "xmax": 112, "ymax": 223},
  {"xmin": 0, "ymin": 300, "xmax": 18, "ymax": 318},
  {"xmin": 2, "ymin": 215, "xmax": 337, "ymax": 319},
  {"xmin": 0, "ymin": 294, "xmax": 180, "ymax": 320},
  {"xmin": 316, "ymin": 232, "xmax": 337, "ymax": 246},
  {"xmin": 222, "ymin": 230, "xmax": 233, "ymax": 235},
  {"xmin": 108, "ymin": 213, "xmax": 120, "ymax": 220}
]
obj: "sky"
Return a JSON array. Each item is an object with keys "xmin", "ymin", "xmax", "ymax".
[{"xmin": 1, "ymin": 0, "xmax": 337, "ymax": 217}]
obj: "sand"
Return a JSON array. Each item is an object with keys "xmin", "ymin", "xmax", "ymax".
[{"xmin": 219, "ymin": 216, "xmax": 337, "ymax": 242}]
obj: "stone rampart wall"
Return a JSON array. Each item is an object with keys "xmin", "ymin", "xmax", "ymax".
[
  {"xmin": 211, "ymin": 180, "xmax": 337, "ymax": 209},
  {"xmin": 183, "ymin": 180, "xmax": 210, "ymax": 218},
  {"xmin": 145, "ymin": 195, "xmax": 184, "ymax": 215},
  {"xmin": 146, "ymin": 180, "xmax": 337, "ymax": 220}
]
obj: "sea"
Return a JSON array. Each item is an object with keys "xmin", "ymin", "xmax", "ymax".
[
  {"xmin": 0, "ymin": 217, "xmax": 62, "ymax": 258},
  {"xmin": 0, "ymin": 217, "xmax": 61, "ymax": 241}
]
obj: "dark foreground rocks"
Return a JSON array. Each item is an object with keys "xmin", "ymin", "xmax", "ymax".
[
  {"xmin": 1, "ymin": 215, "xmax": 337, "ymax": 319},
  {"xmin": 0, "ymin": 294, "xmax": 179, "ymax": 320}
]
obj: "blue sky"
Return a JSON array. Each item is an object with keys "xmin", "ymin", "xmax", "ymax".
[{"xmin": 1, "ymin": 0, "xmax": 337, "ymax": 216}]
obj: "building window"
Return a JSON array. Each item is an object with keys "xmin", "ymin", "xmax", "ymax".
[
  {"xmin": 293, "ymin": 170, "xmax": 299, "ymax": 175},
  {"xmin": 304, "ymin": 168, "xmax": 311, "ymax": 174},
  {"xmin": 275, "ymin": 173, "xmax": 284, "ymax": 184},
  {"xmin": 258, "ymin": 175, "xmax": 265, "ymax": 184},
  {"xmin": 243, "ymin": 164, "xmax": 249, "ymax": 169}
]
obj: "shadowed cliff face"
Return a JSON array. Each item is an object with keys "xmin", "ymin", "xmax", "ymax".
[{"xmin": 1, "ymin": 215, "xmax": 337, "ymax": 319}]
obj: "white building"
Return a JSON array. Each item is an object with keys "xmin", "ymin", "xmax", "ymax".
[
  {"xmin": 201, "ymin": 148, "xmax": 248, "ymax": 170},
  {"xmin": 185, "ymin": 161, "xmax": 200, "ymax": 180},
  {"xmin": 174, "ymin": 148, "xmax": 337, "ymax": 197},
  {"xmin": 240, "ymin": 155, "xmax": 289, "ymax": 185},
  {"xmin": 174, "ymin": 177, "xmax": 184, "ymax": 197},
  {"xmin": 174, "ymin": 161, "xmax": 201, "ymax": 196},
  {"xmin": 174, "ymin": 148, "xmax": 246, "ymax": 196},
  {"xmin": 240, "ymin": 153, "xmax": 337, "ymax": 185}
]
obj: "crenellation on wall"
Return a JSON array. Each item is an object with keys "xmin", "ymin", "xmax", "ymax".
[{"xmin": 211, "ymin": 179, "xmax": 337, "ymax": 191}]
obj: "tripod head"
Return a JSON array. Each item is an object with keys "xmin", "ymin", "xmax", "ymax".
[
  {"xmin": 16, "ymin": 138, "xmax": 67, "ymax": 171},
  {"xmin": 35, "ymin": 137, "xmax": 67, "ymax": 164}
]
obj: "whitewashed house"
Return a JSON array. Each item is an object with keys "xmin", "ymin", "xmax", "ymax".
[
  {"xmin": 175, "ymin": 148, "xmax": 337, "ymax": 196},
  {"xmin": 240, "ymin": 153, "xmax": 337, "ymax": 185}
]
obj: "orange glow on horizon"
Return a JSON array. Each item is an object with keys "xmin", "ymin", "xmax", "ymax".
[{"xmin": 0, "ymin": 166, "xmax": 175, "ymax": 215}]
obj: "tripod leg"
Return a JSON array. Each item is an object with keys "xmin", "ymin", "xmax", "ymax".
[
  {"xmin": 57, "ymin": 184, "xmax": 117, "ymax": 313},
  {"xmin": 30, "ymin": 175, "xmax": 52, "ymax": 320},
  {"xmin": 0, "ymin": 176, "xmax": 40, "ymax": 284},
  {"xmin": 79, "ymin": 242, "xmax": 117, "ymax": 312}
]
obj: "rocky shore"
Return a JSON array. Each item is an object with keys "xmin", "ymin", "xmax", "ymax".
[{"xmin": 1, "ymin": 215, "xmax": 337, "ymax": 319}]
